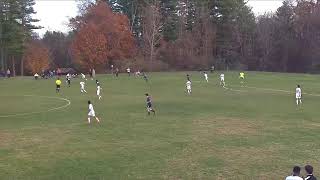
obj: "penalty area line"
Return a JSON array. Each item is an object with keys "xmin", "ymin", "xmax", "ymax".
[{"xmin": 0, "ymin": 95, "xmax": 71, "ymax": 118}]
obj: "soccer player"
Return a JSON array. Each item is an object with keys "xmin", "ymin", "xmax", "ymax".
[
  {"xmin": 87, "ymin": 100, "xmax": 100, "ymax": 124},
  {"xmin": 81, "ymin": 73, "xmax": 86, "ymax": 80},
  {"xmin": 304, "ymin": 165, "xmax": 317, "ymax": 180},
  {"xmin": 239, "ymin": 72, "xmax": 245, "ymax": 85},
  {"xmin": 55, "ymin": 78, "xmax": 62, "ymax": 93},
  {"xmin": 126, "ymin": 67, "xmax": 131, "ymax": 76},
  {"xmin": 186, "ymin": 74, "xmax": 191, "ymax": 81},
  {"xmin": 204, "ymin": 72, "xmax": 208, "ymax": 82},
  {"xmin": 296, "ymin": 85, "xmax": 302, "ymax": 106},
  {"xmin": 97, "ymin": 85, "xmax": 102, "ymax": 100},
  {"xmin": 220, "ymin": 73, "xmax": 225, "ymax": 87},
  {"xmin": 285, "ymin": 166, "xmax": 303, "ymax": 180},
  {"xmin": 80, "ymin": 81, "xmax": 87, "ymax": 93},
  {"xmin": 143, "ymin": 72, "xmax": 148, "ymax": 83},
  {"xmin": 66, "ymin": 73, "xmax": 71, "ymax": 87},
  {"xmin": 186, "ymin": 80, "xmax": 192, "ymax": 95},
  {"xmin": 145, "ymin": 93, "xmax": 156, "ymax": 115}
]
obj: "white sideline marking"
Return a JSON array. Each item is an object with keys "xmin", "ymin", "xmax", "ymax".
[
  {"xmin": 223, "ymin": 86, "xmax": 248, "ymax": 93},
  {"xmin": 0, "ymin": 95, "xmax": 71, "ymax": 118},
  {"xmin": 236, "ymin": 85, "xmax": 320, "ymax": 97}
]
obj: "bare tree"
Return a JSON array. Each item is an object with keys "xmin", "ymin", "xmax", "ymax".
[{"xmin": 141, "ymin": 0, "xmax": 163, "ymax": 70}]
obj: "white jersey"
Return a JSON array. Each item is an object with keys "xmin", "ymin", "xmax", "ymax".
[
  {"xmin": 127, "ymin": 68, "xmax": 131, "ymax": 73},
  {"xmin": 80, "ymin": 82, "xmax": 85, "ymax": 88},
  {"xmin": 97, "ymin": 86, "xmax": 102, "ymax": 94},
  {"xmin": 204, "ymin": 73, "xmax": 208, "ymax": 79},
  {"xmin": 296, "ymin": 88, "xmax": 302, "ymax": 98},
  {"xmin": 186, "ymin": 81, "xmax": 192, "ymax": 89},
  {"xmin": 220, "ymin": 74, "xmax": 225, "ymax": 81},
  {"xmin": 81, "ymin": 73, "xmax": 86, "ymax": 79},
  {"xmin": 285, "ymin": 175, "xmax": 303, "ymax": 180},
  {"xmin": 88, "ymin": 104, "xmax": 95, "ymax": 116}
]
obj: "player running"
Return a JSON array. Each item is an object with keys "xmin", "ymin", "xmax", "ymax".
[
  {"xmin": 145, "ymin": 93, "xmax": 156, "ymax": 115},
  {"xmin": 239, "ymin": 72, "xmax": 245, "ymax": 85},
  {"xmin": 80, "ymin": 81, "xmax": 87, "ymax": 93},
  {"xmin": 81, "ymin": 73, "xmax": 87, "ymax": 80},
  {"xmin": 66, "ymin": 73, "xmax": 71, "ymax": 87},
  {"xmin": 87, "ymin": 100, "xmax": 100, "ymax": 124},
  {"xmin": 186, "ymin": 80, "xmax": 192, "ymax": 95},
  {"xmin": 296, "ymin": 85, "xmax": 302, "ymax": 106},
  {"xmin": 220, "ymin": 73, "xmax": 225, "ymax": 87},
  {"xmin": 204, "ymin": 72, "xmax": 208, "ymax": 82},
  {"xmin": 55, "ymin": 78, "xmax": 62, "ymax": 93},
  {"xmin": 97, "ymin": 85, "xmax": 102, "ymax": 100},
  {"xmin": 142, "ymin": 72, "xmax": 148, "ymax": 83}
]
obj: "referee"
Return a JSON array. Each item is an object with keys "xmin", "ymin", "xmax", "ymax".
[{"xmin": 56, "ymin": 78, "xmax": 62, "ymax": 93}]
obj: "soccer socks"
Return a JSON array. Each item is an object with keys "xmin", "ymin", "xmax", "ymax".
[{"xmin": 88, "ymin": 118, "xmax": 91, "ymax": 124}]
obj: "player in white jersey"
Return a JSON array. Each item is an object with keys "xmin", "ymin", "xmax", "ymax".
[
  {"xmin": 81, "ymin": 73, "xmax": 87, "ymax": 80},
  {"xmin": 87, "ymin": 101, "xmax": 100, "ymax": 124},
  {"xmin": 296, "ymin": 85, "xmax": 302, "ymax": 105},
  {"xmin": 186, "ymin": 80, "xmax": 192, "ymax": 94},
  {"xmin": 97, "ymin": 85, "xmax": 102, "ymax": 100},
  {"xmin": 204, "ymin": 72, "xmax": 208, "ymax": 82},
  {"xmin": 220, "ymin": 73, "xmax": 225, "ymax": 87},
  {"xmin": 80, "ymin": 81, "xmax": 87, "ymax": 93}
]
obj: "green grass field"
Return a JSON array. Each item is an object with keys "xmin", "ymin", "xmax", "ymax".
[{"xmin": 1, "ymin": 71, "xmax": 320, "ymax": 179}]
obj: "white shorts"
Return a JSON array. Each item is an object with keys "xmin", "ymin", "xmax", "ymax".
[
  {"xmin": 296, "ymin": 94, "xmax": 301, "ymax": 99},
  {"xmin": 221, "ymin": 78, "xmax": 225, "ymax": 82},
  {"xmin": 88, "ymin": 111, "xmax": 95, "ymax": 117},
  {"xmin": 187, "ymin": 86, "xmax": 191, "ymax": 90}
]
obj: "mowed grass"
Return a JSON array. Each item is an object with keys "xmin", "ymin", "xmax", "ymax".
[{"xmin": 0, "ymin": 71, "xmax": 320, "ymax": 179}]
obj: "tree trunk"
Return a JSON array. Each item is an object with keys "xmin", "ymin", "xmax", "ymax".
[
  {"xmin": 0, "ymin": 47, "xmax": 4, "ymax": 71},
  {"xmin": 20, "ymin": 57, "xmax": 24, "ymax": 76},
  {"xmin": 12, "ymin": 56, "xmax": 16, "ymax": 77}
]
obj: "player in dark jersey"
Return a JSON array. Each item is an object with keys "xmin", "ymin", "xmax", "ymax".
[
  {"xmin": 186, "ymin": 74, "xmax": 191, "ymax": 81},
  {"xmin": 145, "ymin": 93, "xmax": 155, "ymax": 115},
  {"xmin": 142, "ymin": 72, "xmax": 148, "ymax": 83}
]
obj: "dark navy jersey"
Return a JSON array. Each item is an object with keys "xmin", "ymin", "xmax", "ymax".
[
  {"xmin": 306, "ymin": 175, "xmax": 317, "ymax": 180},
  {"xmin": 146, "ymin": 96, "xmax": 152, "ymax": 106}
]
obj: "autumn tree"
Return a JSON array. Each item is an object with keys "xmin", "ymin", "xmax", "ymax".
[
  {"xmin": 23, "ymin": 40, "xmax": 50, "ymax": 74},
  {"xmin": 70, "ymin": 24, "xmax": 108, "ymax": 69},
  {"xmin": 70, "ymin": 1, "xmax": 135, "ymax": 70}
]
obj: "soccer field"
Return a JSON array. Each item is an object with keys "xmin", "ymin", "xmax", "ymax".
[{"xmin": 1, "ymin": 71, "xmax": 320, "ymax": 179}]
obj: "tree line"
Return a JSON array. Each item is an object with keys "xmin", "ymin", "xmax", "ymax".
[{"xmin": 1, "ymin": 0, "xmax": 320, "ymax": 75}]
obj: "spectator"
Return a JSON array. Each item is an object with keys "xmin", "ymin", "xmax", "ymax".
[
  {"xmin": 115, "ymin": 68, "xmax": 119, "ymax": 77},
  {"xmin": 34, "ymin": 73, "xmax": 39, "ymax": 80},
  {"xmin": 6, "ymin": 68, "xmax": 11, "ymax": 78},
  {"xmin": 305, "ymin": 165, "xmax": 317, "ymax": 180},
  {"xmin": 286, "ymin": 166, "xmax": 303, "ymax": 180}
]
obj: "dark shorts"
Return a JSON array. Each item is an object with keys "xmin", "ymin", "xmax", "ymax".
[
  {"xmin": 147, "ymin": 103, "xmax": 152, "ymax": 108},
  {"xmin": 56, "ymin": 85, "xmax": 61, "ymax": 89},
  {"xmin": 67, "ymin": 80, "xmax": 71, "ymax": 84}
]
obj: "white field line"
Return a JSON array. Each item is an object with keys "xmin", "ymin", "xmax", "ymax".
[
  {"xmin": 233, "ymin": 85, "xmax": 320, "ymax": 97},
  {"xmin": 0, "ymin": 95, "xmax": 71, "ymax": 118},
  {"xmin": 223, "ymin": 86, "xmax": 248, "ymax": 93}
]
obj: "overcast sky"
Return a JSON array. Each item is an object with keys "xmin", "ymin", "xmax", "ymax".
[{"xmin": 33, "ymin": 0, "xmax": 284, "ymax": 36}]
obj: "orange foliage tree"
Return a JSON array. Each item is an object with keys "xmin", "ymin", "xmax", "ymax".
[
  {"xmin": 70, "ymin": 24, "xmax": 108, "ymax": 69},
  {"xmin": 70, "ymin": 1, "xmax": 135, "ymax": 69},
  {"xmin": 23, "ymin": 40, "xmax": 50, "ymax": 74}
]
